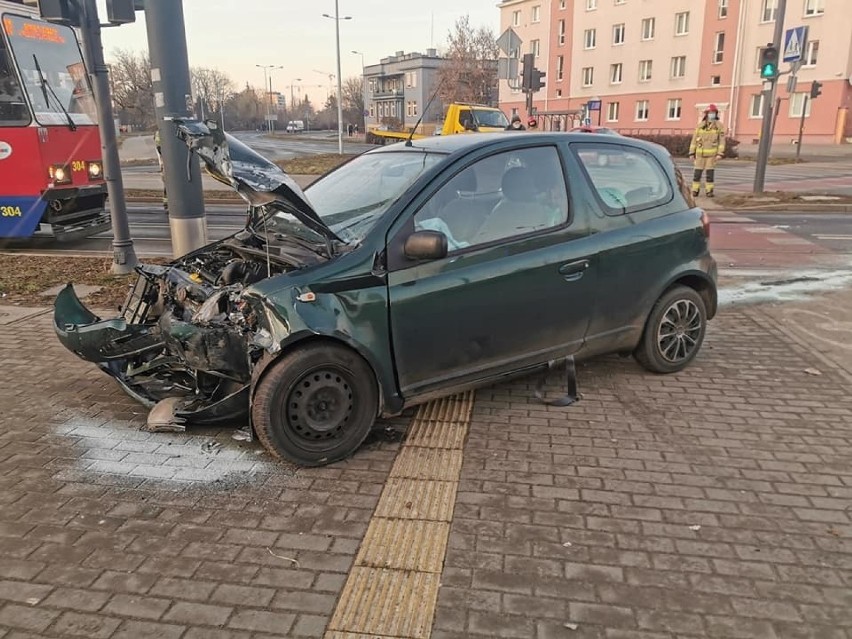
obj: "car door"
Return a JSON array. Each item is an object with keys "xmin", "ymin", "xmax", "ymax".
[{"xmin": 386, "ymin": 144, "xmax": 600, "ymax": 398}]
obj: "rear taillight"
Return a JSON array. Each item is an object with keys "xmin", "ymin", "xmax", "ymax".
[{"xmin": 701, "ymin": 209, "xmax": 710, "ymax": 239}]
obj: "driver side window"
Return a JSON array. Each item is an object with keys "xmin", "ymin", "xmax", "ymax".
[{"xmin": 413, "ymin": 146, "xmax": 569, "ymax": 252}]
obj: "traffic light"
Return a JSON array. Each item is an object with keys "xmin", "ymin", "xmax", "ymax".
[
  {"xmin": 810, "ymin": 80, "xmax": 823, "ymax": 99},
  {"xmin": 759, "ymin": 44, "xmax": 779, "ymax": 79},
  {"xmin": 521, "ymin": 53, "xmax": 535, "ymax": 91},
  {"xmin": 531, "ymin": 68, "xmax": 546, "ymax": 92}
]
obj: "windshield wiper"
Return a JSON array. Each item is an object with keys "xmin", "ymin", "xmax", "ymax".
[{"xmin": 32, "ymin": 54, "xmax": 77, "ymax": 131}]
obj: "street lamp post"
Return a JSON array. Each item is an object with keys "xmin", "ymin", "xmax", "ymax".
[
  {"xmin": 352, "ymin": 50, "xmax": 366, "ymax": 133},
  {"xmin": 323, "ymin": 2, "xmax": 351, "ymax": 154},
  {"xmin": 256, "ymin": 64, "xmax": 283, "ymax": 133}
]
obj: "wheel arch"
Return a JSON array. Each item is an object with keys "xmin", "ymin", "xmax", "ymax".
[{"xmin": 249, "ymin": 332, "xmax": 393, "ymax": 422}]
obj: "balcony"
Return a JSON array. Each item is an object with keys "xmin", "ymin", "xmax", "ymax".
[{"xmin": 372, "ymin": 89, "xmax": 404, "ymax": 98}]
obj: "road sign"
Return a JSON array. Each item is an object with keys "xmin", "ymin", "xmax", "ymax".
[
  {"xmin": 783, "ymin": 26, "xmax": 808, "ymax": 63},
  {"xmin": 496, "ymin": 27, "xmax": 522, "ymax": 55},
  {"xmin": 587, "ymin": 100, "xmax": 602, "ymax": 111}
]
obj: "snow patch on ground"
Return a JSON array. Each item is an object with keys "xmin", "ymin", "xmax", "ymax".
[{"xmin": 52, "ymin": 413, "xmax": 284, "ymax": 485}]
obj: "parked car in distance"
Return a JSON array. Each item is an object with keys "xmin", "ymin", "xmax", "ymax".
[
  {"xmin": 54, "ymin": 122, "xmax": 717, "ymax": 467},
  {"xmin": 570, "ymin": 125, "xmax": 620, "ymax": 135}
]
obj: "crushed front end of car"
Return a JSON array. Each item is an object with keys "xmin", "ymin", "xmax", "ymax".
[{"xmin": 54, "ymin": 119, "xmax": 331, "ymax": 432}]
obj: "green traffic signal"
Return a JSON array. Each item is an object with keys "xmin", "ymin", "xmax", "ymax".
[{"xmin": 760, "ymin": 63, "xmax": 777, "ymax": 79}]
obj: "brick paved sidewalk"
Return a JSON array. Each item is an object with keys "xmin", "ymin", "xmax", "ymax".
[{"xmin": 1, "ymin": 296, "xmax": 851, "ymax": 639}]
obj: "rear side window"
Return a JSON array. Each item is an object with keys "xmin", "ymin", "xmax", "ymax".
[{"xmin": 573, "ymin": 143, "xmax": 673, "ymax": 215}]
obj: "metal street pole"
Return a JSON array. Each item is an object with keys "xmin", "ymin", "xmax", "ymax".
[
  {"xmin": 145, "ymin": 0, "xmax": 208, "ymax": 256},
  {"xmin": 334, "ymin": 0, "xmax": 344, "ymax": 153},
  {"xmin": 796, "ymin": 95, "xmax": 808, "ymax": 160},
  {"xmin": 77, "ymin": 0, "xmax": 137, "ymax": 274},
  {"xmin": 753, "ymin": 0, "xmax": 787, "ymax": 193},
  {"xmin": 257, "ymin": 65, "xmax": 270, "ymax": 131}
]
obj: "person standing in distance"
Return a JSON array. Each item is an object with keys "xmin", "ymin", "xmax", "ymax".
[{"xmin": 688, "ymin": 104, "xmax": 726, "ymax": 198}]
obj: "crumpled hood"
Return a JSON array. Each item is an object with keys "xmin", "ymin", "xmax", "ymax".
[{"xmin": 172, "ymin": 119, "xmax": 340, "ymax": 242}]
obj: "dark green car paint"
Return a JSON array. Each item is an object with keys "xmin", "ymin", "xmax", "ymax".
[{"xmin": 55, "ymin": 131, "xmax": 717, "ymax": 427}]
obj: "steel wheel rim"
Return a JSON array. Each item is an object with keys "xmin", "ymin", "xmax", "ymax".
[
  {"xmin": 286, "ymin": 368, "xmax": 354, "ymax": 443},
  {"xmin": 656, "ymin": 299, "xmax": 702, "ymax": 364}
]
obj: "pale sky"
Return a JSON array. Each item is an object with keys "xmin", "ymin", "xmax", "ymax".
[{"xmin": 97, "ymin": 0, "xmax": 500, "ymax": 106}]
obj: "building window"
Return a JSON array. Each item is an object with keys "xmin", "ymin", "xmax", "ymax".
[
  {"xmin": 713, "ymin": 32, "xmax": 725, "ymax": 63},
  {"xmin": 582, "ymin": 66, "xmax": 595, "ymax": 86},
  {"xmin": 789, "ymin": 92, "xmax": 812, "ymax": 117},
  {"xmin": 641, "ymin": 17, "xmax": 655, "ymax": 40},
  {"xmin": 406, "ymin": 72, "xmax": 417, "ymax": 88},
  {"xmin": 639, "ymin": 59, "xmax": 653, "ymax": 82},
  {"xmin": 556, "ymin": 89, "xmax": 563, "ymax": 97},
  {"xmin": 557, "ymin": 55, "xmax": 565, "ymax": 81},
  {"xmin": 718, "ymin": 0, "xmax": 728, "ymax": 18},
  {"xmin": 531, "ymin": 39, "xmax": 541, "ymax": 57},
  {"xmin": 512, "ymin": 10, "xmax": 521, "ymax": 26},
  {"xmin": 805, "ymin": 0, "xmax": 824, "ymax": 15},
  {"xmin": 762, "ymin": 0, "xmax": 777, "ymax": 22},
  {"xmin": 586, "ymin": 0, "xmax": 597, "ymax": 10},
  {"xmin": 711, "ymin": 75, "xmax": 721, "ymax": 85},
  {"xmin": 667, "ymin": 98, "xmax": 682, "ymax": 120},
  {"xmin": 607, "ymin": 101, "xmax": 620, "ymax": 122},
  {"xmin": 635, "ymin": 100, "xmax": 649, "ymax": 121},
  {"xmin": 675, "ymin": 12, "xmax": 690, "ymax": 35},
  {"xmin": 614, "ymin": 0, "xmax": 626, "ymax": 4},
  {"xmin": 559, "ymin": 0, "xmax": 566, "ymax": 8},
  {"xmin": 610, "ymin": 63, "xmax": 623, "ymax": 84},
  {"xmin": 613, "ymin": 23, "xmax": 625, "ymax": 45},
  {"xmin": 369, "ymin": 105, "xmax": 375, "ymax": 117},
  {"xmin": 670, "ymin": 56, "xmax": 686, "ymax": 78},
  {"xmin": 750, "ymin": 94, "xmax": 765, "ymax": 117},
  {"xmin": 584, "ymin": 28, "xmax": 597, "ymax": 49},
  {"xmin": 558, "ymin": 20, "xmax": 566, "ymax": 45},
  {"xmin": 804, "ymin": 40, "xmax": 819, "ymax": 66},
  {"xmin": 532, "ymin": 5, "xmax": 541, "ymax": 22}
]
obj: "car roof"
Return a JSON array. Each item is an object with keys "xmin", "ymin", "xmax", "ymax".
[{"xmin": 367, "ymin": 131, "xmax": 664, "ymax": 158}]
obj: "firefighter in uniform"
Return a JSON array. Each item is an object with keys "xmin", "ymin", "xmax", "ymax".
[
  {"xmin": 154, "ymin": 129, "xmax": 168, "ymax": 213},
  {"xmin": 688, "ymin": 104, "xmax": 726, "ymax": 198}
]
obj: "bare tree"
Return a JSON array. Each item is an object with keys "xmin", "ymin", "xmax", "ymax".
[
  {"xmin": 225, "ymin": 83, "xmax": 264, "ymax": 130},
  {"xmin": 108, "ymin": 49, "xmax": 155, "ymax": 129},
  {"xmin": 342, "ymin": 76, "xmax": 364, "ymax": 127},
  {"xmin": 191, "ymin": 67, "xmax": 235, "ymax": 116},
  {"xmin": 436, "ymin": 15, "xmax": 499, "ymax": 105}
]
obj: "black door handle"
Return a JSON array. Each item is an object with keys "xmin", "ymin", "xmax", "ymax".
[{"xmin": 558, "ymin": 259, "xmax": 590, "ymax": 281}]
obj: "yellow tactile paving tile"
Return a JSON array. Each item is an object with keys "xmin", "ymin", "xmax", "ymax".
[
  {"xmin": 373, "ymin": 478, "xmax": 457, "ymax": 522},
  {"xmin": 389, "ymin": 447, "xmax": 463, "ymax": 482},
  {"xmin": 355, "ymin": 518, "xmax": 450, "ymax": 573},
  {"xmin": 404, "ymin": 418, "xmax": 468, "ymax": 450},
  {"xmin": 326, "ymin": 567, "xmax": 440, "ymax": 639},
  {"xmin": 413, "ymin": 391, "xmax": 475, "ymax": 423}
]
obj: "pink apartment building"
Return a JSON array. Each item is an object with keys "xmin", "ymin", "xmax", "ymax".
[{"xmin": 498, "ymin": 0, "xmax": 852, "ymax": 144}]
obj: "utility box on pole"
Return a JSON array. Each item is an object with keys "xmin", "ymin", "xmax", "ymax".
[{"xmin": 144, "ymin": 0, "xmax": 208, "ymax": 257}]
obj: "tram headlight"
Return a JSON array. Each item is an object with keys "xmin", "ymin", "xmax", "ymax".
[
  {"xmin": 49, "ymin": 165, "xmax": 72, "ymax": 185},
  {"xmin": 87, "ymin": 161, "xmax": 104, "ymax": 180}
]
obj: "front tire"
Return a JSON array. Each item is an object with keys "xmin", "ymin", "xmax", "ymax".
[
  {"xmin": 252, "ymin": 343, "xmax": 378, "ymax": 466},
  {"xmin": 635, "ymin": 286, "xmax": 707, "ymax": 374}
]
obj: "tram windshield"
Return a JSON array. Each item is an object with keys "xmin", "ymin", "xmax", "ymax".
[{"xmin": 2, "ymin": 13, "xmax": 96, "ymax": 126}]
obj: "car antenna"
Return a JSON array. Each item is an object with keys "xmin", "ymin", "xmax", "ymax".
[{"xmin": 405, "ymin": 78, "xmax": 444, "ymax": 147}]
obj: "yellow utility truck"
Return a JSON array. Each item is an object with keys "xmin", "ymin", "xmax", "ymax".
[{"xmin": 367, "ymin": 103, "xmax": 509, "ymax": 145}]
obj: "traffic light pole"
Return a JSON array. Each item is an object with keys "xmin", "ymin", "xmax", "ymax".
[
  {"xmin": 753, "ymin": 0, "xmax": 787, "ymax": 193},
  {"xmin": 77, "ymin": 0, "xmax": 138, "ymax": 274}
]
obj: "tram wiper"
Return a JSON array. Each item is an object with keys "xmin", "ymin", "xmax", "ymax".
[{"xmin": 32, "ymin": 54, "xmax": 77, "ymax": 132}]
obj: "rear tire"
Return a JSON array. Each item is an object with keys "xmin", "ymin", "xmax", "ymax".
[
  {"xmin": 635, "ymin": 286, "xmax": 707, "ymax": 374},
  {"xmin": 252, "ymin": 343, "xmax": 378, "ymax": 466}
]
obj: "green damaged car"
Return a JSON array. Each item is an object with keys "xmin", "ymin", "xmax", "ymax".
[{"xmin": 55, "ymin": 120, "xmax": 717, "ymax": 466}]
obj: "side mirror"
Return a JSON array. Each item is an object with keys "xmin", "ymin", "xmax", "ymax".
[{"xmin": 404, "ymin": 230, "xmax": 448, "ymax": 261}]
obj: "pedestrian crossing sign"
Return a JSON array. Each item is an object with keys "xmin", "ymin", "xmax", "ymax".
[{"xmin": 783, "ymin": 26, "xmax": 808, "ymax": 63}]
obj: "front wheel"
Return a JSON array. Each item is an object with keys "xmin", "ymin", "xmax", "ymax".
[
  {"xmin": 252, "ymin": 343, "xmax": 378, "ymax": 466},
  {"xmin": 635, "ymin": 286, "xmax": 707, "ymax": 374}
]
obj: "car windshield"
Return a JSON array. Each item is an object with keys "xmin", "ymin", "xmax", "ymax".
[
  {"xmin": 3, "ymin": 13, "xmax": 96, "ymax": 126},
  {"xmin": 269, "ymin": 150, "xmax": 444, "ymax": 245},
  {"xmin": 473, "ymin": 109, "xmax": 509, "ymax": 128}
]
